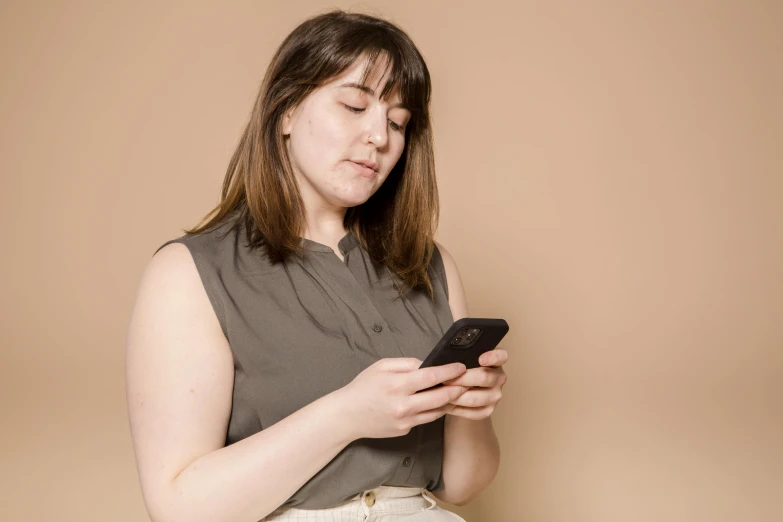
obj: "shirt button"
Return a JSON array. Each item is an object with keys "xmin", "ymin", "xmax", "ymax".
[
  {"xmin": 372, "ymin": 324, "xmax": 383, "ymax": 333},
  {"xmin": 402, "ymin": 457, "xmax": 412, "ymax": 467},
  {"xmin": 364, "ymin": 491, "xmax": 376, "ymax": 507}
]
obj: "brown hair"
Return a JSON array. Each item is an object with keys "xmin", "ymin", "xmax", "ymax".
[{"xmin": 184, "ymin": 9, "xmax": 439, "ymax": 299}]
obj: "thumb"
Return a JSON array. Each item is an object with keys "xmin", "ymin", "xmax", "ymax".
[{"xmin": 379, "ymin": 357, "xmax": 423, "ymax": 372}]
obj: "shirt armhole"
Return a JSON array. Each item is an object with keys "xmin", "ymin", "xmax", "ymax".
[
  {"xmin": 153, "ymin": 238, "xmax": 229, "ymax": 341},
  {"xmin": 430, "ymin": 243, "xmax": 449, "ymax": 301}
]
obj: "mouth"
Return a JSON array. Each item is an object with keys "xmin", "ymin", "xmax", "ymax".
[{"xmin": 348, "ymin": 160, "xmax": 378, "ymax": 178}]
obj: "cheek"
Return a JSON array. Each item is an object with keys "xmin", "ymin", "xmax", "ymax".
[
  {"xmin": 291, "ymin": 118, "xmax": 342, "ymax": 169},
  {"xmin": 297, "ymin": 115, "xmax": 349, "ymax": 165},
  {"xmin": 384, "ymin": 140, "xmax": 406, "ymax": 172},
  {"xmin": 393, "ymin": 139, "xmax": 406, "ymax": 160}
]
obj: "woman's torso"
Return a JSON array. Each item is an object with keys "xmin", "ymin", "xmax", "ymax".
[{"xmin": 154, "ymin": 218, "xmax": 454, "ymax": 509}]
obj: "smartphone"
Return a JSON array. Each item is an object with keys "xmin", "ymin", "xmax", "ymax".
[{"xmin": 417, "ymin": 317, "xmax": 509, "ymax": 391}]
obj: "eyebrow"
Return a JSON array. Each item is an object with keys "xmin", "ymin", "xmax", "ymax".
[{"xmin": 339, "ymin": 82, "xmax": 411, "ymax": 111}]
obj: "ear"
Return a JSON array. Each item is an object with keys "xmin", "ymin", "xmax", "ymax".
[{"xmin": 281, "ymin": 106, "xmax": 295, "ymax": 136}]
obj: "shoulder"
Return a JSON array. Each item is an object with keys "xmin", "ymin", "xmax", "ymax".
[
  {"xmin": 127, "ymin": 242, "xmax": 234, "ymax": 516},
  {"xmin": 150, "ymin": 219, "xmax": 254, "ymax": 289},
  {"xmin": 130, "ymin": 238, "xmax": 232, "ymax": 402},
  {"xmin": 153, "ymin": 220, "xmax": 239, "ymax": 261},
  {"xmin": 143, "ymin": 242, "xmax": 219, "ymax": 325},
  {"xmin": 433, "ymin": 241, "xmax": 461, "ymax": 289},
  {"xmin": 150, "ymin": 241, "xmax": 196, "ymax": 273},
  {"xmin": 433, "ymin": 241, "xmax": 456, "ymax": 276},
  {"xmin": 148, "ymin": 240, "xmax": 207, "ymax": 297},
  {"xmin": 434, "ymin": 241, "xmax": 469, "ymax": 321},
  {"xmin": 148, "ymin": 235, "xmax": 230, "ymax": 337}
]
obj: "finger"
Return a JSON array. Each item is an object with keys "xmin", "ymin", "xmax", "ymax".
[
  {"xmin": 443, "ymin": 367, "xmax": 496, "ymax": 387},
  {"xmin": 479, "ymin": 349, "xmax": 508, "ymax": 367},
  {"xmin": 407, "ymin": 384, "xmax": 468, "ymax": 413},
  {"xmin": 379, "ymin": 357, "xmax": 423, "ymax": 372},
  {"xmin": 448, "ymin": 404, "xmax": 496, "ymax": 420},
  {"xmin": 410, "ymin": 362, "xmax": 466, "ymax": 393},
  {"xmin": 448, "ymin": 388, "xmax": 500, "ymax": 408},
  {"xmin": 411, "ymin": 400, "xmax": 462, "ymax": 425}
]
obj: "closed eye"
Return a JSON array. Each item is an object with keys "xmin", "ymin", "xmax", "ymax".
[{"xmin": 343, "ymin": 104, "xmax": 405, "ymax": 132}]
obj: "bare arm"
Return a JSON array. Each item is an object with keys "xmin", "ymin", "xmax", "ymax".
[
  {"xmin": 429, "ymin": 241, "xmax": 502, "ymax": 506},
  {"xmin": 125, "ymin": 243, "xmax": 357, "ymax": 522}
]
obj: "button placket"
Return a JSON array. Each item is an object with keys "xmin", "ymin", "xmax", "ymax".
[{"xmin": 313, "ymin": 249, "xmax": 405, "ymax": 358}]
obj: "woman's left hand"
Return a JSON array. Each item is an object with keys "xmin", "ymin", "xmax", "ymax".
[{"xmin": 442, "ymin": 348, "xmax": 508, "ymax": 420}]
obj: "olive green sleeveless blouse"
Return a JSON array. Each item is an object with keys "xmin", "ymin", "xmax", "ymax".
[{"xmin": 153, "ymin": 218, "xmax": 454, "ymax": 509}]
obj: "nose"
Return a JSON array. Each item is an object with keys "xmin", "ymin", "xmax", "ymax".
[{"xmin": 363, "ymin": 106, "xmax": 389, "ymax": 149}]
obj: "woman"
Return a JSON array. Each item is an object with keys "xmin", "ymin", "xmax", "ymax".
[{"xmin": 126, "ymin": 9, "xmax": 508, "ymax": 522}]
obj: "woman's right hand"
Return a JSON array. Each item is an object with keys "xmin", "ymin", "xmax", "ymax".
[{"xmin": 333, "ymin": 358, "xmax": 469, "ymax": 440}]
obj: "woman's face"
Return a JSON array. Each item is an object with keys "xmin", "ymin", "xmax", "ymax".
[{"xmin": 282, "ymin": 55, "xmax": 411, "ymax": 210}]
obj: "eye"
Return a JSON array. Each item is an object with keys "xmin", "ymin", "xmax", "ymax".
[{"xmin": 343, "ymin": 104, "xmax": 406, "ymax": 132}]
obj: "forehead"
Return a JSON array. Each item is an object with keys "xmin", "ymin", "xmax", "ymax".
[{"xmin": 326, "ymin": 55, "xmax": 405, "ymax": 107}]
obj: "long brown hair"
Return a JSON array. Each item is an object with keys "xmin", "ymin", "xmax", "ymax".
[{"xmin": 184, "ymin": 9, "xmax": 440, "ymax": 299}]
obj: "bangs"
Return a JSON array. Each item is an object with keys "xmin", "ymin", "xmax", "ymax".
[{"xmin": 351, "ymin": 44, "xmax": 430, "ymax": 119}]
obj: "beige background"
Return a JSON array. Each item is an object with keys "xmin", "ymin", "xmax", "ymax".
[{"xmin": 1, "ymin": 1, "xmax": 781, "ymax": 521}]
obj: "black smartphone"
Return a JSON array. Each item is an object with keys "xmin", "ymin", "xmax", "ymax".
[{"xmin": 417, "ymin": 317, "xmax": 509, "ymax": 391}]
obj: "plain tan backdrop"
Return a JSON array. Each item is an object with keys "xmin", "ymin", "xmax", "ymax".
[{"xmin": 1, "ymin": 1, "xmax": 781, "ymax": 521}]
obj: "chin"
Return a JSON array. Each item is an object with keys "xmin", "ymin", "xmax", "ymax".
[
  {"xmin": 331, "ymin": 185, "xmax": 378, "ymax": 207},
  {"xmin": 334, "ymin": 195, "xmax": 372, "ymax": 208}
]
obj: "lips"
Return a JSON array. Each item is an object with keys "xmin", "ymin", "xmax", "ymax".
[
  {"xmin": 350, "ymin": 159, "xmax": 379, "ymax": 171},
  {"xmin": 348, "ymin": 160, "xmax": 378, "ymax": 178}
]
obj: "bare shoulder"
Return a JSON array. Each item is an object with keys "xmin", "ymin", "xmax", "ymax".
[
  {"xmin": 434, "ymin": 241, "xmax": 456, "ymax": 272},
  {"xmin": 434, "ymin": 240, "xmax": 469, "ymax": 321},
  {"xmin": 125, "ymin": 242, "xmax": 234, "ymax": 518}
]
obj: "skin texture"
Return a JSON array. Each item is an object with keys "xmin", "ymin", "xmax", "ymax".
[
  {"xmin": 281, "ymin": 53, "xmax": 411, "ymax": 258},
  {"xmin": 125, "ymin": 53, "xmax": 508, "ymax": 522}
]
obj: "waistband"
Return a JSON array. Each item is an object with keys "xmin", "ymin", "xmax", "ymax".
[
  {"xmin": 349, "ymin": 485, "xmax": 433, "ymax": 501},
  {"xmin": 262, "ymin": 486, "xmax": 439, "ymax": 520}
]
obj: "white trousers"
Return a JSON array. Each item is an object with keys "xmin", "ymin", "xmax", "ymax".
[{"xmin": 261, "ymin": 486, "xmax": 467, "ymax": 521}]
